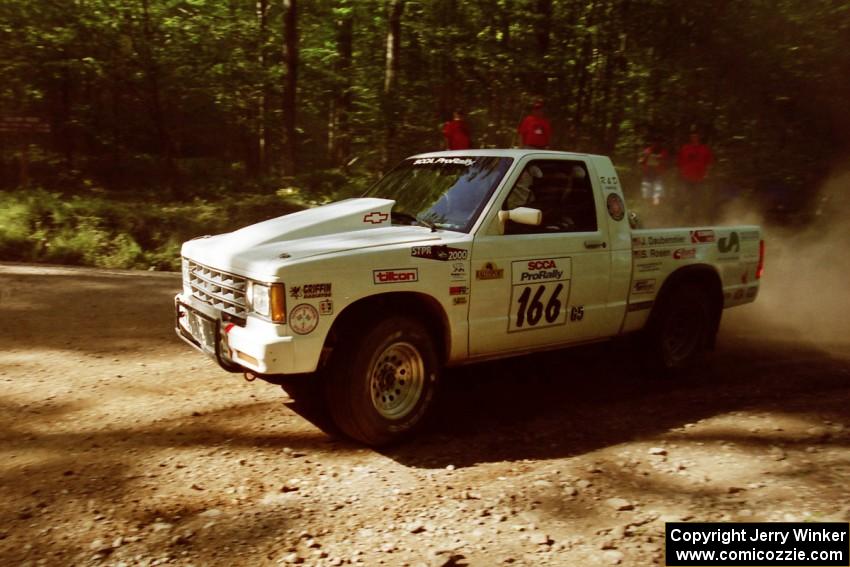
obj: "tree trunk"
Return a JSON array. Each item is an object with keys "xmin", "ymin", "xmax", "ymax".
[
  {"xmin": 382, "ymin": 0, "xmax": 404, "ymax": 170},
  {"xmin": 573, "ymin": 1, "xmax": 597, "ymax": 150},
  {"xmin": 281, "ymin": 0, "xmax": 298, "ymax": 177},
  {"xmin": 257, "ymin": 0, "xmax": 269, "ymax": 175},
  {"xmin": 535, "ymin": 0, "xmax": 552, "ymax": 98},
  {"xmin": 139, "ymin": 0, "xmax": 177, "ymax": 192},
  {"xmin": 436, "ymin": 0, "xmax": 458, "ymax": 128},
  {"xmin": 499, "ymin": 0, "xmax": 513, "ymax": 146},
  {"xmin": 329, "ymin": 1, "xmax": 353, "ymax": 166}
]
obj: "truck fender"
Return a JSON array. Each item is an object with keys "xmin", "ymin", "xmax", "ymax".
[
  {"xmin": 649, "ymin": 264, "xmax": 723, "ymax": 349},
  {"xmin": 321, "ymin": 291, "xmax": 451, "ymax": 367}
]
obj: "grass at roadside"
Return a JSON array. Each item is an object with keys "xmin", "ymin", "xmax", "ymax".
[{"xmin": 0, "ymin": 189, "xmax": 308, "ymax": 271}]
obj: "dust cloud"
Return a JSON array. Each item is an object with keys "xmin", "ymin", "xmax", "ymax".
[
  {"xmin": 634, "ymin": 167, "xmax": 850, "ymax": 350},
  {"xmin": 722, "ymin": 168, "xmax": 850, "ymax": 350}
]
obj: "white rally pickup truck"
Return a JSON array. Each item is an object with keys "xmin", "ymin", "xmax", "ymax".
[{"xmin": 175, "ymin": 150, "xmax": 764, "ymax": 445}]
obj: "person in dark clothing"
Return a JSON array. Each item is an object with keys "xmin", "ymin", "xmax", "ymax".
[{"xmin": 639, "ymin": 139, "xmax": 669, "ymax": 206}]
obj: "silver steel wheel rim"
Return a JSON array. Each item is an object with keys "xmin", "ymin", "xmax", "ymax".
[{"xmin": 369, "ymin": 341, "xmax": 425, "ymax": 420}]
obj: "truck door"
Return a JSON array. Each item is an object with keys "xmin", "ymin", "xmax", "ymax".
[{"xmin": 468, "ymin": 156, "xmax": 615, "ymax": 357}]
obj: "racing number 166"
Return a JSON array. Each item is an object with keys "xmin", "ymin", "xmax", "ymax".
[{"xmin": 515, "ymin": 283, "xmax": 564, "ymax": 328}]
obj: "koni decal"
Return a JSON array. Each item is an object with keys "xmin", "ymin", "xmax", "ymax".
[{"xmin": 690, "ymin": 229, "xmax": 715, "ymax": 244}]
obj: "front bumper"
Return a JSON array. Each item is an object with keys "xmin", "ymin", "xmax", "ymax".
[
  {"xmin": 174, "ymin": 294, "xmax": 315, "ymax": 375},
  {"xmin": 174, "ymin": 295, "xmax": 243, "ymax": 372}
]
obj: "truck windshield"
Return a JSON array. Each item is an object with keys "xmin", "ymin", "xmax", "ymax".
[{"xmin": 365, "ymin": 156, "xmax": 513, "ymax": 233}]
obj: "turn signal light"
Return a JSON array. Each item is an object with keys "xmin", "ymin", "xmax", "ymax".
[
  {"xmin": 270, "ymin": 283, "xmax": 286, "ymax": 323},
  {"xmin": 756, "ymin": 240, "xmax": 765, "ymax": 279}
]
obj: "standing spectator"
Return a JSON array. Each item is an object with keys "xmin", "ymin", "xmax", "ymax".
[
  {"xmin": 442, "ymin": 108, "xmax": 471, "ymax": 150},
  {"xmin": 677, "ymin": 130, "xmax": 714, "ymax": 223},
  {"xmin": 639, "ymin": 138, "xmax": 669, "ymax": 206},
  {"xmin": 517, "ymin": 100, "xmax": 552, "ymax": 149}
]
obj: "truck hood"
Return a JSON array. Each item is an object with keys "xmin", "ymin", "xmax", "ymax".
[{"xmin": 182, "ymin": 198, "xmax": 442, "ymax": 278}]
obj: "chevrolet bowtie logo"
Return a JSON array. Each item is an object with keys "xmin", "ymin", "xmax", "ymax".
[{"xmin": 363, "ymin": 212, "xmax": 389, "ymax": 224}]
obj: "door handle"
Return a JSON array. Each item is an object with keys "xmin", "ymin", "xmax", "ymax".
[{"xmin": 584, "ymin": 240, "xmax": 607, "ymax": 249}]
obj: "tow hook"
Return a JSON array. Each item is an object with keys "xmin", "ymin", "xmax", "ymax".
[{"xmin": 243, "ymin": 371, "xmax": 257, "ymax": 382}]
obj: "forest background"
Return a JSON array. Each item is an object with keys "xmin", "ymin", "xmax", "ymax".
[{"xmin": 1, "ymin": 0, "xmax": 848, "ymax": 270}]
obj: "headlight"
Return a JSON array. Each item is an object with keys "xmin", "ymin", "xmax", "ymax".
[
  {"xmin": 246, "ymin": 281, "xmax": 286, "ymax": 323},
  {"xmin": 248, "ymin": 282, "xmax": 270, "ymax": 317},
  {"xmin": 181, "ymin": 258, "xmax": 191, "ymax": 295}
]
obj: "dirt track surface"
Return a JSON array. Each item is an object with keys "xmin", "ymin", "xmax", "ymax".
[{"xmin": 1, "ymin": 262, "xmax": 849, "ymax": 566}]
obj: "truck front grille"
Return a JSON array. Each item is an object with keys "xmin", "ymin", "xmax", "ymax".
[{"xmin": 185, "ymin": 260, "xmax": 247, "ymax": 319}]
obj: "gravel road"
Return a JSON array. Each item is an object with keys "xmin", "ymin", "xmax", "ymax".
[{"xmin": 1, "ymin": 261, "xmax": 848, "ymax": 566}]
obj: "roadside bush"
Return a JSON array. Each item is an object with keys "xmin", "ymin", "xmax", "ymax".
[{"xmin": 0, "ymin": 189, "xmax": 305, "ymax": 271}]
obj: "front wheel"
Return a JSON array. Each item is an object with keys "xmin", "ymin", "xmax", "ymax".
[
  {"xmin": 643, "ymin": 283, "xmax": 713, "ymax": 375},
  {"xmin": 325, "ymin": 317, "xmax": 440, "ymax": 446}
]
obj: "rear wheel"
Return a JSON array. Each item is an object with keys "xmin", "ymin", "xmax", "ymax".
[
  {"xmin": 644, "ymin": 283, "xmax": 713, "ymax": 375},
  {"xmin": 325, "ymin": 317, "xmax": 440, "ymax": 446}
]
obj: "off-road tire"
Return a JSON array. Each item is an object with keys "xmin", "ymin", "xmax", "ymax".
[
  {"xmin": 643, "ymin": 283, "xmax": 713, "ymax": 376},
  {"xmin": 324, "ymin": 316, "xmax": 440, "ymax": 446}
]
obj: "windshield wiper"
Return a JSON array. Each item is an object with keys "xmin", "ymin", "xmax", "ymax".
[{"xmin": 391, "ymin": 211, "xmax": 437, "ymax": 232}]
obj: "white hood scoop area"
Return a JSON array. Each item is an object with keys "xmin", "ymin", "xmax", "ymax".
[
  {"xmin": 182, "ymin": 197, "xmax": 443, "ymax": 276},
  {"xmin": 228, "ymin": 197, "xmax": 395, "ymax": 247}
]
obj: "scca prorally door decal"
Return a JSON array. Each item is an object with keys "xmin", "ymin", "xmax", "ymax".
[{"xmin": 508, "ymin": 257, "xmax": 572, "ymax": 332}]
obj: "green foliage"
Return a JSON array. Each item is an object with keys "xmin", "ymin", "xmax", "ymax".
[
  {"xmin": 0, "ymin": 189, "xmax": 305, "ymax": 270},
  {"xmin": 0, "ymin": 0, "xmax": 847, "ymax": 251}
]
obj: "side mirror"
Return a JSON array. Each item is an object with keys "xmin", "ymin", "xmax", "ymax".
[{"xmin": 498, "ymin": 207, "xmax": 542, "ymax": 226}]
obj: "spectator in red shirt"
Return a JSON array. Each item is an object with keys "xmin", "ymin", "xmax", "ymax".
[
  {"xmin": 677, "ymin": 131, "xmax": 715, "ymax": 223},
  {"xmin": 678, "ymin": 132, "xmax": 713, "ymax": 183},
  {"xmin": 517, "ymin": 100, "xmax": 552, "ymax": 149},
  {"xmin": 442, "ymin": 109, "xmax": 471, "ymax": 150}
]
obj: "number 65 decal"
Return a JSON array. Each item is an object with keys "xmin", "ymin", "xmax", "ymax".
[{"xmin": 509, "ymin": 282, "xmax": 569, "ymax": 331}]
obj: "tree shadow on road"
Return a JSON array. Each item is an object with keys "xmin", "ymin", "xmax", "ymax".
[
  {"xmin": 0, "ymin": 397, "xmax": 351, "ymax": 565},
  {"xmin": 374, "ymin": 335, "xmax": 850, "ymax": 469}
]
